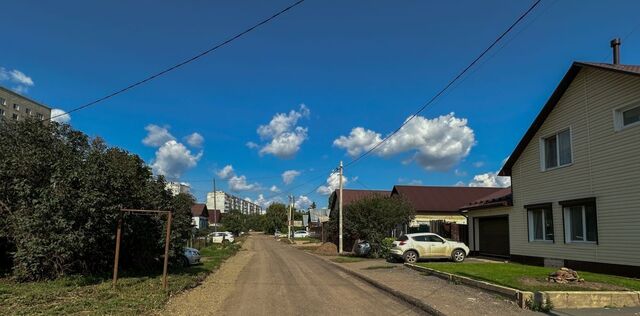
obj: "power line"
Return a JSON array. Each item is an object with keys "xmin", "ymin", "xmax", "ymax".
[
  {"xmin": 343, "ymin": 0, "xmax": 542, "ymax": 169},
  {"xmin": 45, "ymin": 0, "xmax": 306, "ymax": 122}
]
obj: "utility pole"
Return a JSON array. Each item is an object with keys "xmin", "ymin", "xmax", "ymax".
[
  {"xmin": 338, "ymin": 160, "xmax": 344, "ymax": 254},
  {"xmin": 287, "ymin": 195, "xmax": 293, "ymax": 241},
  {"xmin": 213, "ymin": 178, "xmax": 218, "ymax": 233}
]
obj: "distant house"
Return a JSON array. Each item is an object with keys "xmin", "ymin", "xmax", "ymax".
[
  {"xmin": 460, "ymin": 188, "xmax": 512, "ymax": 258},
  {"xmin": 481, "ymin": 43, "xmax": 640, "ymax": 277},
  {"xmin": 390, "ymin": 185, "xmax": 503, "ymax": 229},
  {"xmin": 190, "ymin": 204, "xmax": 209, "ymax": 229}
]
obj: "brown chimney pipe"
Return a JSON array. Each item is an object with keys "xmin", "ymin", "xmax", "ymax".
[{"xmin": 611, "ymin": 38, "xmax": 621, "ymax": 64}]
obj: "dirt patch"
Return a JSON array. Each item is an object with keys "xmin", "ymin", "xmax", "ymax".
[
  {"xmin": 314, "ymin": 242, "xmax": 338, "ymax": 256},
  {"xmin": 520, "ymin": 277, "xmax": 629, "ymax": 291}
]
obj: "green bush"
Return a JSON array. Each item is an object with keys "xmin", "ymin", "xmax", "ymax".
[{"xmin": 0, "ymin": 120, "xmax": 193, "ymax": 281}]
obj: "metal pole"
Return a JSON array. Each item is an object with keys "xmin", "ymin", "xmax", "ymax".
[
  {"xmin": 338, "ymin": 161, "xmax": 344, "ymax": 254},
  {"xmin": 112, "ymin": 216, "xmax": 123, "ymax": 288},
  {"xmin": 213, "ymin": 178, "xmax": 218, "ymax": 233},
  {"xmin": 162, "ymin": 211, "xmax": 172, "ymax": 290}
]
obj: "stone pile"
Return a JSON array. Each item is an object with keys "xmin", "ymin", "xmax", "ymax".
[{"xmin": 547, "ymin": 267, "xmax": 585, "ymax": 283}]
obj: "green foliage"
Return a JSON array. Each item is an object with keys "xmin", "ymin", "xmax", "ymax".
[
  {"xmin": 525, "ymin": 299, "xmax": 553, "ymax": 312},
  {"xmin": 245, "ymin": 213, "xmax": 263, "ymax": 231},
  {"xmin": 262, "ymin": 203, "xmax": 287, "ymax": 234},
  {"xmin": 327, "ymin": 195, "xmax": 414, "ymax": 256},
  {"xmin": 0, "ymin": 120, "xmax": 193, "ymax": 280},
  {"xmin": 377, "ymin": 237, "xmax": 396, "ymax": 259},
  {"xmin": 221, "ymin": 209, "xmax": 245, "ymax": 236}
]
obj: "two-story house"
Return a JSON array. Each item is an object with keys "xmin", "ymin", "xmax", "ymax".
[{"xmin": 491, "ymin": 40, "xmax": 640, "ymax": 277}]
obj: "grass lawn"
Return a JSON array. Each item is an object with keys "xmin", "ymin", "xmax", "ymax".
[
  {"xmin": 331, "ymin": 256, "xmax": 366, "ymax": 263},
  {"xmin": 417, "ymin": 262, "xmax": 640, "ymax": 292},
  {"xmin": 0, "ymin": 242, "xmax": 242, "ymax": 315}
]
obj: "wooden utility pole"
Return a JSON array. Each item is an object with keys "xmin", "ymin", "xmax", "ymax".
[
  {"xmin": 162, "ymin": 211, "xmax": 172, "ymax": 290},
  {"xmin": 213, "ymin": 178, "xmax": 218, "ymax": 233},
  {"xmin": 287, "ymin": 195, "xmax": 292, "ymax": 241},
  {"xmin": 112, "ymin": 216, "xmax": 123, "ymax": 288},
  {"xmin": 338, "ymin": 161, "xmax": 344, "ymax": 254}
]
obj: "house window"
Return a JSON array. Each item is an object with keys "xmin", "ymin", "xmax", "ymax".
[
  {"xmin": 527, "ymin": 204, "xmax": 554, "ymax": 242},
  {"xmin": 12, "ymin": 113, "xmax": 19, "ymax": 120},
  {"xmin": 0, "ymin": 109, "xmax": 5, "ymax": 116},
  {"xmin": 13, "ymin": 104, "xmax": 20, "ymax": 111},
  {"xmin": 561, "ymin": 198, "xmax": 597, "ymax": 243},
  {"xmin": 541, "ymin": 129, "xmax": 572, "ymax": 170},
  {"xmin": 36, "ymin": 113, "xmax": 44, "ymax": 120},
  {"xmin": 614, "ymin": 103, "xmax": 640, "ymax": 131},
  {"xmin": 0, "ymin": 97, "xmax": 6, "ymax": 106},
  {"xmin": 26, "ymin": 108, "xmax": 32, "ymax": 115}
]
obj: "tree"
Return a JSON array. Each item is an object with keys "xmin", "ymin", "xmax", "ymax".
[
  {"xmin": 0, "ymin": 119, "xmax": 193, "ymax": 280},
  {"xmin": 262, "ymin": 203, "xmax": 287, "ymax": 234},
  {"xmin": 327, "ymin": 195, "xmax": 414, "ymax": 256},
  {"xmin": 221, "ymin": 209, "xmax": 245, "ymax": 236},
  {"xmin": 310, "ymin": 202, "xmax": 317, "ymax": 210},
  {"xmin": 245, "ymin": 213, "xmax": 264, "ymax": 231}
]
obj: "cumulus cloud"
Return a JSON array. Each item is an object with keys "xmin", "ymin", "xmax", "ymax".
[
  {"xmin": 334, "ymin": 113, "xmax": 475, "ymax": 171},
  {"xmin": 254, "ymin": 194, "xmax": 283, "ymax": 209},
  {"xmin": 281, "ymin": 170, "xmax": 301, "ymax": 185},
  {"xmin": 249, "ymin": 104, "xmax": 310, "ymax": 159},
  {"xmin": 295, "ymin": 195, "xmax": 313, "ymax": 209},
  {"xmin": 228, "ymin": 175, "xmax": 259, "ymax": 192},
  {"xmin": 143, "ymin": 124, "xmax": 175, "ymax": 147},
  {"xmin": 468, "ymin": 172, "xmax": 511, "ymax": 188},
  {"xmin": 151, "ymin": 140, "xmax": 202, "ymax": 179},
  {"xmin": 317, "ymin": 172, "xmax": 348, "ymax": 195},
  {"xmin": 185, "ymin": 132, "xmax": 204, "ymax": 147},
  {"xmin": 0, "ymin": 67, "xmax": 34, "ymax": 93},
  {"xmin": 216, "ymin": 165, "xmax": 235, "ymax": 179},
  {"xmin": 50, "ymin": 108, "xmax": 71, "ymax": 123},
  {"xmin": 270, "ymin": 185, "xmax": 280, "ymax": 193},
  {"xmin": 473, "ymin": 161, "xmax": 485, "ymax": 168}
]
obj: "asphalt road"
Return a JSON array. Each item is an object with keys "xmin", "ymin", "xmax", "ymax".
[{"xmin": 216, "ymin": 235, "xmax": 424, "ymax": 315}]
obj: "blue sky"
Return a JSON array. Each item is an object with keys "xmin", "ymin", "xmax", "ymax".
[{"xmin": 3, "ymin": 0, "xmax": 640, "ymax": 208}]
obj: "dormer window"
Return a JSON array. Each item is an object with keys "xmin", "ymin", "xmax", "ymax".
[{"xmin": 541, "ymin": 128, "xmax": 572, "ymax": 170}]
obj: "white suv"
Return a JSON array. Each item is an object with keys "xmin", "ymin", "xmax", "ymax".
[{"xmin": 391, "ymin": 233, "xmax": 469, "ymax": 263}]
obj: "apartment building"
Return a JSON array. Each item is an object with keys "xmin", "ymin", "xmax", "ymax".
[
  {"xmin": 165, "ymin": 182, "xmax": 191, "ymax": 196},
  {"xmin": 206, "ymin": 190, "xmax": 263, "ymax": 215},
  {"xmin": 0, "ymin": 86, "xmax": 51, "ymax": 123}
]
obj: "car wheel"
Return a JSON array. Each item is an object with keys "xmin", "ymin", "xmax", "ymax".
[
  {"xmin": 451, "ymin": 249, "xmax": 466, "ymax": 263},
  {"xmin": 403, "ymin": 250, "xmax": 418, "ymax": 264}
]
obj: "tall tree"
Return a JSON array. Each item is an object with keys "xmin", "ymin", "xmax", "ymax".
[{"xmin": 262, "ymin": 203, "xmax": 287, "ymax": 234}]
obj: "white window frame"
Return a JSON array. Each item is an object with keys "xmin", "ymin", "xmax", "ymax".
[
  {"xmin": 0, "ymin": 97, "xmax": 6, "ymax": 106},
  {"xmin": 613, "ymin": 101, "xmax": 640, "ymax": 131},
  {"xmin": 0, "ymin": 109, "xmax": 5, "ymax": 116},
  {"xmin": 13, "ymin": 103, "xmax": 20, "ymax": 111},
  {"xmin": 563, "ymin": 205, "xmax": 597, "ymax": 244},
  {"xmin": 539, "ymin": 127, "xmax": 573, "ymax": 171},
  {"xmin": 528, "ymin": 208, "xmax": 553, "ymax": 242}
]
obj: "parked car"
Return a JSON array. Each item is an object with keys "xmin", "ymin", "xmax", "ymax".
[
  {"xmin": 353, "ymin": 240, "xmax": 371, "ymax": 257},
  {"xmin": 274, "ymin": 230, "xmax": 287, "ymax": 238},
  {"xmin": 391, "ymin": 233, "xmax": 469, "ymax": 263},
  {"xmin": 209, "ymin": 231, "xmax": 235, "ymax": 243},
  {"xmin": 293, "ymin": 230, "xmax": 309, "ymax": 238},
  {"xmin": 182, "ymin": 247, "xmax": 201, "ymax": 266}
]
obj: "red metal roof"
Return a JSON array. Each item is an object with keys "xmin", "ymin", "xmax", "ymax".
[
  {"xmin": 191, "ymin": 203, "xmax": 208, "ymax": 217},
  {"xmin": 391, "ymin": 185, "xmax": 504, "ymax": 213},
  {"xmin": 329, "ymin": 189, "xmax": 391, "ymax": 211},
  {"xmin": 459, "ymin": 187, "xmax": 512, "ymax": 211}
]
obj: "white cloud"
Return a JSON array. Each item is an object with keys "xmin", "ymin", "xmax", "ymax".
[
  {"xmin": 398, "ymin": 178, "xmax": 423, "ymax": 185},
  {"xmin": 454, "ymin": 169, "xmax": 467, "ymax": 177},
  {"xmin": 228, "ymin": 175, "xmax": 258, "ymax": 192},
  {"xmin": 0, "ymin": 67, "xmax": 34, "ymax": 94},
  {"xmin": 254, "ymin": 194, "xmax": 283, "ymax": 209},
  {"xmin": 250, "ymin": 104, "xmax": 310, "ymax": 159},
  {"xmin": 270, "ymin": 185, "xmax": 280, "ymax": 193},
  {"xmin": 473, "ymin": 161, "xmax": 485, "ymax": 168},
  {"xmin": 455, "ymin": 181, "xmax": 466, "ymax": 187},
  {"xmin": 143, "ymin": 124, "xmax": 175, "ymax": 147},
  {"xmin": 334, "ymin": 113, "xmax": 475, "ymax": 171},
  {"xmin": 468, "ymin": 172, "xmax": 511, "ymax": 188},
  {"xmin": 295, "ymin": 195, "xmax": 313, "ymax": 209},
  {"xmin": 185, "ymin": 132, "xmax": 204, "ymax": 147},
  {"xmin": 50, "ymin": 108, "xmax": 71, "ymax": 123},
  {"xmin": 151, "ymin": 140, "xmax": 202, "ymax": 179},
  {"xmin": 317, "ymin": 172, "xmax": 348, "ymax": 195},
  {"xmin": 216, "ymin": 165, "xmax": 235, "ymax": 179},
  {"xmin": 281, "ymin": 170, "xmax": 301, "ymax": 185}
]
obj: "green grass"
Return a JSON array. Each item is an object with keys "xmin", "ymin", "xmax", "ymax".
[
  {"xmin": 363, "ymin": 265, "xmax": 396, "ymax": 270},
  {"xmin": 331, "ymin": 256, "xmax": 365, "ymax": 263},
  {"xmin": 417, "ymin": 262, "xmax": 640, "ymax": 292},
  {"xmin": 0, "ymin": 242, "xmax": 242, "ymax": 315}
]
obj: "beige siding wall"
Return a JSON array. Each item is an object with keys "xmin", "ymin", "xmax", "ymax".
[
  {"xmin": 467, "ymin": 206, "xmax": 511, "ymax": 251},
  {"xmin": 412, "ymin": 214, "xmax": 467, "ymax": 225},
  {"xmin": 510, "ymin": 68, "xmax": 640, "ymax": 266}
]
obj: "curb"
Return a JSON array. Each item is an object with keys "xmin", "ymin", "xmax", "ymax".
[{"xmin": 302, "ymin": 251, "xmax": 445, "ymax": 316}]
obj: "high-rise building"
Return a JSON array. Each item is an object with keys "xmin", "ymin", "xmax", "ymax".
[
  {"xmin": 0, "ymin": 86, "xmax": 51, "ymax": 123},
  {"xmin": 206, "ymin": 190, "xmax": 262, "ymax": 215},
  {"xmin": 165, "ymin": 182, "xmax": 190, "ymax": 196}
]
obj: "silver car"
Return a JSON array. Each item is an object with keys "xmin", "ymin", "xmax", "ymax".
[
  {"xmin": 182, "ymin": 247, "xmax": 201, "ymax": 266},
  {"xmin": 390, "ymin": 233, "xmax": 469, "ymax": 263}
]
